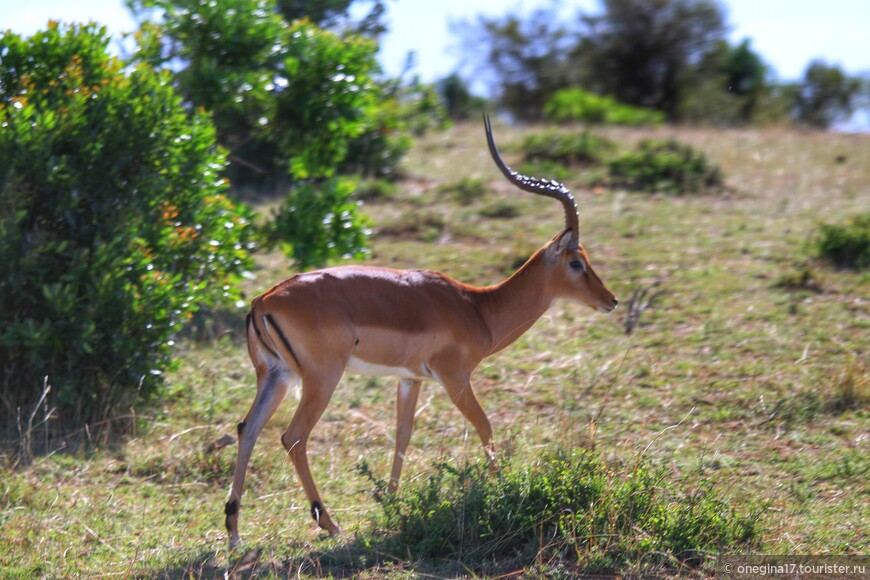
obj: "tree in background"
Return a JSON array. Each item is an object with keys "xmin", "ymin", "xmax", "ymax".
[
  {"xmin": 793, "ymin": 60, "xmax": 864, "ymax": 128},
  {"xmin": 578, "ymin": 0, "xmax": 727, "ymax": 119},
  {"xmin": 721, "ymin": 39, "xmax": 768, "ymax": 120},
  {"xmin": 455, "ymin": 8, "xmax": 577, "ymax": 120},
  {"xmin": 457, "ymin": 0, "xmax": 728, "ymax": 122},
  {"xmin": 678, "ymin": 38, "xmax": 784, "ymax": 126},
  {"xmin": 455, "ymin": 0, "xmax": 866, "ymax": 129},
  {"xmin": 437, "ymin": 73, "xmax": 488, "ymax": 120},
  {"xmin": 276, "ymin": 0, "xmax": 387, "ymax": 36}
]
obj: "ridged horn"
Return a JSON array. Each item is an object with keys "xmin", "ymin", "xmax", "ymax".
[{"xmin": 484, "ymin": 113, "xmax": 579, "ymax": 244}]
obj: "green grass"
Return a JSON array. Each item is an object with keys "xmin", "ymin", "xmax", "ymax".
[{"xmin": 2, "ymin": 122, "xmax": 869, "ymax": 577}]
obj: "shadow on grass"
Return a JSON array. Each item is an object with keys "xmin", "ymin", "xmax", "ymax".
[
  {"xmin": 148, "ymin": 538, "xmax": 475, "ymax": 579},
  {"xmin": 148, "ymin": 536, "xmax": 716, "ymax": 579}
]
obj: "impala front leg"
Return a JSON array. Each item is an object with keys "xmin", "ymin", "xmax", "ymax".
[
  {"xmin": 388, "ymin": 378, "xmax": 422, "ymax": 493},
  {"xmin": 438, "ymin": 371, "xmax": 497, "ymax": 470}
]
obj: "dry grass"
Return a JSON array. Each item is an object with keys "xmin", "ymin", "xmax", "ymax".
[{"xmin": 1, "ymin": 122, "xmax": 868, "ymax": 577}]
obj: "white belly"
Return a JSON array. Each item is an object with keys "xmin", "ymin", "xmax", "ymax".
[{"xmin": 345, "ymin": 356, "xmax": 428, "ymax": 380}]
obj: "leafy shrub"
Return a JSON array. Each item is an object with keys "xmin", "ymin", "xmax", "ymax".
[
  {"xmin": 265, "ymin": 177, "xmax": 369, "ymax": 270},
  {"xmin": 340, "ymin": 76, "xmax": 449, "ymax": 179},
  {"xmin": 813, "ymin": 213, "xmax": 870, "ymax": 269},
  {"xmin": 362, "ymin": 450, "xmax": 763, "ymax": 574},
  {"xmin": 607, "ymin": 139, "xmax": 724, "ymax": 194},
  {"xmin": 0, "ymin": 23, "xmax": 254, "ymax": 435},
  {"xmin": 545, "ymin": 88, "xmax": 664, "ymax": 126},
  {"xmin": 522, "ymin": 131, "xmax": 616, "ymax": 166}
]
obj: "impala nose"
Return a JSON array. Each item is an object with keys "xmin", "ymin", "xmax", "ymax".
[{"xmin": 597, "ymin": 296, "xmax": 618, "ymax": 313}]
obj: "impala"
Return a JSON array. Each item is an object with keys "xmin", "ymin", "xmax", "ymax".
[{"xmin": 224, "ymin": 115, "xmax": 618, "ymax": 547}]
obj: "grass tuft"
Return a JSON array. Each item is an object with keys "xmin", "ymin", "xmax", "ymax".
[
  {"xmin": 359, "ymin": 449, "xmax": 764, "ymax": 575},
  {"xmin": 607, "ymin": 138, "xmax": 724, "ymax": 194},
  {"xmin": 828, "ymin": 357, "xmax": 870, "ymax": 413},
  {"xmin": 814, "ymin": 212, "xmax": 870, "ymax": 269},
  {"xmin": 438, "ymin": 177, "xmax": 488, "ymax": 205},
  {"xmin": 523, "ymin": 130, "xmax": 617, "ymax": 166}
]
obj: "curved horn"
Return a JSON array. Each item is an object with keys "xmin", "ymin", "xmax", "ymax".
[{"xmin": 484, "ymin": 113, "xmax": 579, "ymax": 243}]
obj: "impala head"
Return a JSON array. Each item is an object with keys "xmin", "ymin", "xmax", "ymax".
[{"xmin": 484, "ymin": 114, "xmax": 618, "ymax": 313}]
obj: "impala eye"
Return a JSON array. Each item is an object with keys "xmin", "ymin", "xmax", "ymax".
[{"xmin": 569, "ymin": 259, "xmax": 586, "ymax": 271}]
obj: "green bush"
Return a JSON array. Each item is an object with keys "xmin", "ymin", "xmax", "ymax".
[
  {"xmin": 545, "ymin": 88, "xmax": 664, "ymax": 126},
  {"xmin": 607, "ymin": 139, "xmax": 724, "ymax": 194},
  {"xmin": 265, "ymin": 177, "xmax": 369, "ymax": 270},
  {"xmin": 813, "ymin": 213, "xmax": 870, "ymax": 269},
  {"xmin": 0, "ymin": 23, "xmax": 254, "ymax": 434},
  {"xmin": 362, "ymin": 450, "xmax": 763, "ymax": 574},
  {"xmin": 522, "ymin": 130, "xmax": 616, "ymax": 166}
]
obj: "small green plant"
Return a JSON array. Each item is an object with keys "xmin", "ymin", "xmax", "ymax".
[
  {"xmin": 478, "ymin": 200, "xmax": 520, "ymax": 219},
  {"xmin": 438, "ymin": 177, "xmax": 488, "ymax": 205},
  {"xmin": 607, "ymin": 139, "xmax": 724, "ymax": 194},
  {"xmin": 545, "ymin": 88, "xmax": 664, "ymax": 126},
  {"xmin": 522, "ymin": 130, "xmax": 616, "ymax": 167},
  {"xmin": 813, "ymin": 213, "xmax": 870, "ymax": 269},
  {"xmin": 519, "ymin": 160, "xmax": 572, "ymax": 183},
  {"xmin": 361, "ymin": 450, "xmax": 763, "ymax": 575},
  {"xmin": 355, "ymin": 178, "xmax": 399, "ymax": 202},
  {"xmin": 774, "ymin": 264, "xmax": 823, "ymax": 293}
]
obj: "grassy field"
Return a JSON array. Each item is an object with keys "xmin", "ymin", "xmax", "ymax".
[{"xmin": 1, "ymin": 122, "xmax": 868, "ymax": 577}]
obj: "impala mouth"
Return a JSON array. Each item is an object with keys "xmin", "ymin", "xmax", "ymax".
[{"xmin": 597, "ymin": 297, "xmax": 618, "ymax": 313}]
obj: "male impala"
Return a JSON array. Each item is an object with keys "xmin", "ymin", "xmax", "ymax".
[{"xmin": 224, "ymin": 115, "xmax": 618, "ymax": 547}]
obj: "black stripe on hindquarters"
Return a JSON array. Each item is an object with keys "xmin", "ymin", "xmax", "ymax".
[
  {"xmin": 264, "ymin": 313, "xmax": 302, "ymax": 371},
  {"xmin": 248, "ymin": 311, "xmax": 280, "ymax": 359}
]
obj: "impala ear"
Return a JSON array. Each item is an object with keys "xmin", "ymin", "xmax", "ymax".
[{"xmin": 545, "ymin": 230, "xmax": 575, "ymax": 265}]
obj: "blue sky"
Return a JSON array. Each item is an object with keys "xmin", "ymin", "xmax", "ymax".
[{"xmin": 3, "ymin": 0, "xmax": 869, "ymax": 83}]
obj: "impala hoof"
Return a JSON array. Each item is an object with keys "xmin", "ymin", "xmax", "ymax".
[
  {"xmin": 311, "ymin": 500, "xmax": 341, "ymax": 536},
  {"xmin": 325, "ymin": 522, "xmax": 342, "ymax": 536}
]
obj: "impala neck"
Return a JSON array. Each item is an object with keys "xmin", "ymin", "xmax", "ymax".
[{"xmin": 476, "ymin": 248, "xmax": 556, "ymax": 356}]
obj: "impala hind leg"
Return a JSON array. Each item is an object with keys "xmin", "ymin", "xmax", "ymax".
[
  {"xmin": 226, "ymin": 370, "xmax": 291, "ymax": 549},
  {"xmin": 388, "ymin": 379, "xmax": 422, "ymax": 493},
  {"xmin": 281, "ymin": 370, "xmax": 343, "ymax": 535}
]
